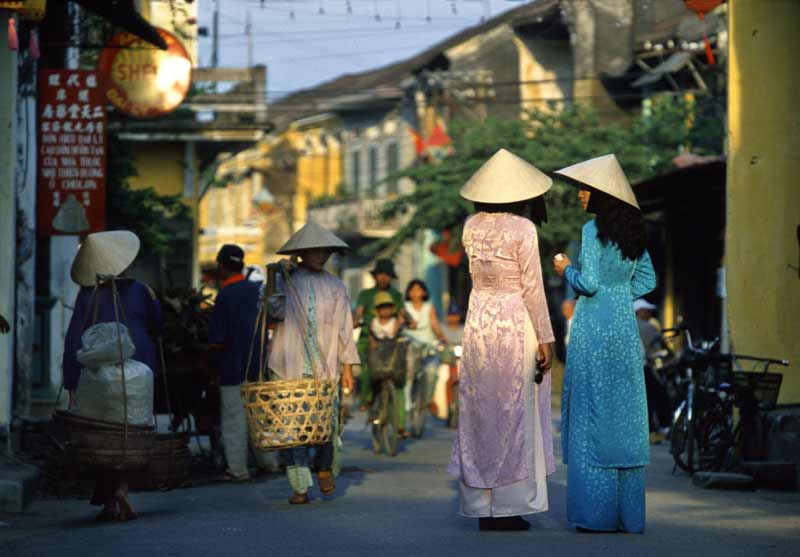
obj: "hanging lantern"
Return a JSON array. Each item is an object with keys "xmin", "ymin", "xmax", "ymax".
[
  {"xmin": 683, "ymin": 0, "xmax": 724, "ymax": 65},
  {"xmin": 7, "ymin": 16, "xmax": 17, "ymax": 50},
  {"xmin": 0, "ymin": 2, "xmax": 24, "ymax": 10}
]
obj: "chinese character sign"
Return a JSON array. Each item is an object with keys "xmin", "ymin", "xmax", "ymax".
[{"xmin": 38, "ymin": 69, "xmax": 106, "ymax": 235}]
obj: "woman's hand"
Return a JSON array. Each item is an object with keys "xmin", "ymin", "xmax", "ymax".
[
  {"xmin": 0, "ymin": 313, "xmax": 10, "ymax": 334},
  {"xmin": 341, "ymin": 366, "xmax": 355, "ymax": 395},
  {"xmin": 553, "ymin": 253, "xmax": 571, "ymax": 277},
  {"xmin": 536, "ymin": 343, "xmax": 553, "ymax": 374}
]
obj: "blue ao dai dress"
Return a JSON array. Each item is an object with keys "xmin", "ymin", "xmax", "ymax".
[{"xmin": 561, "ymin": 219, "xmax": 656, "ymax": 532}]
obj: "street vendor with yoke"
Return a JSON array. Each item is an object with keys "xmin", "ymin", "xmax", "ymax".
[
  {"xmin": 353, "ymin": 259, "xmax": 404, "ymax": 409},
  {"xmin": 63, "ymin": 231, "xmax": 161, "ymax": 522},
  {"xmin": 208, "ymin": 244, "xmax": 263, "ymax": 482},
  {"xmin": 266, "ymin": 220, "xmax": 359, "ymax": 504}
]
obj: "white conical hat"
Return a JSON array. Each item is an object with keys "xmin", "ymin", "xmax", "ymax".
[
  {"xmin": 554, "ymin": 154, "xmax": 640, "ymax": 209},
  {"xmin": 459, "ymin": 148, "xmax": 552, "ymax": 203},
  {"xmin": 277, "ymin": 219, "xmax": 349, "ymax": 255},
  {"xmin": 70, "ymin": 230, "xmax": 141, "ymax": 286}
]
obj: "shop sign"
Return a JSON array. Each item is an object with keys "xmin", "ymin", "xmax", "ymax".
[
  {"xmin": 37, "ymin": 69, "xmax": 106, "ymax": 235},
  {"xmin": 96, "ymin": 27, "xmax": 191, "ymax": 118}
]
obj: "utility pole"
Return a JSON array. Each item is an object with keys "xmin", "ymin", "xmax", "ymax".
[
  {"xmin": 212, "ymin": 0, "xmax": 220, "ymax": 67},
  {"xmin": 246, "ymin": 11, "xmax": 252, "ymax": 68}
]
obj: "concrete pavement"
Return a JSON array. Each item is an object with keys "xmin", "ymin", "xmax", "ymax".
[{"xmin": 1, "ymin": 409, "xmax": 799, "ymax": 557}]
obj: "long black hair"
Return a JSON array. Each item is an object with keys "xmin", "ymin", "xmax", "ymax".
[
  {"xmin": 405, "ymin": 279, "xmax": 430, "ymax": 301},
  {"xmin": 590, "ymin": 190, "xmax": 647, "ymax": 261},
  {"xmin": 473, "ymin": 196, "xmax": 547, "ymax": 226}
]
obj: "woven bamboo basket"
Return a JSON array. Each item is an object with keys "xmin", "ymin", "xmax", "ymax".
[
  {"xmin": 140, "ymin": 432, "xmax": 191, "ymax": 490},
  {"xmin": 241, "ymin": 378, "xmax": 337, "ymax": 450},
  {"xmin": 55, "ymin": 411, "xmax": 155, "ymax": 472}
]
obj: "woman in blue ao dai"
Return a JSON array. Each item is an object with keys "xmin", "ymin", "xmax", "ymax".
[{"xmin": 553, "ymin": 154, "xmax": 656, "ymax": 533}]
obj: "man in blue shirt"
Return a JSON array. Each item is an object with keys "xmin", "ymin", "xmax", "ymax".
[{"xmin": 208, "ymin": 244, "xmax": 263, "ymax": 481}]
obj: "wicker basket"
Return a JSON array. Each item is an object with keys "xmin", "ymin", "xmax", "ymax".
[
  {"xmin": 55, "ymin": 411, "xmax": 155, "ymax": 472},
  {"xmin": 241, "ymin": 378, "xmax": 337, "ymax": 450},
  {"xmin": 139, "ymin": 432, "xmax": 191, "ymax": 490}
]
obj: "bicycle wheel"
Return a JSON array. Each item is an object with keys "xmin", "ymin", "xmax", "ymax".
[
  {"xmin": 697, "ymin": 406, "xmax": 735, "ymax": 472},
  {"xmin": 381, "ymin": 383, "xmax": 398, "ymax": 457},
  {"xmin": 410, "ymin": 375, "xmax": 427, "ymax": 439},
  {"xmin": 670, "ymin": 402, "xmax": 696, "ymax": 473}
]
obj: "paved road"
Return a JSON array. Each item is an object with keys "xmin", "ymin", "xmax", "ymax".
[{"xmin": 2, "ymin": 408, "xmax": 799, "ymax": 557}]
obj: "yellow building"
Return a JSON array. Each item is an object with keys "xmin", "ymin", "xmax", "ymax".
[
  {"xmin": 198, "ymin": 114, "xmax": 343, "ymax": 273},
  {"xmin": 726, "ymin": 0, "xmax": 800, "ymax": 403}
]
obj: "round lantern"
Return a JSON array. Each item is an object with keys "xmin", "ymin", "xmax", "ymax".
[{"xmin": 683, "ymin": 0, "xmax": 724, "ymax": 65}]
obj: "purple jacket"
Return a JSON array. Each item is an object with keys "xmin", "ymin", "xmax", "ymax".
[{"xmin": 63, "ymin": 279, "xmax": 162, "ymax": 391}]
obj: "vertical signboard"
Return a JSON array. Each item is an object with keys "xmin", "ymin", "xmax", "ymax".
[{"xmin": 38, "ymin": 69, "xmax": 106, "ymax": 235}]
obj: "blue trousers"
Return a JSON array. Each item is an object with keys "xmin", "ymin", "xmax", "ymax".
[{"xmin": 567, "ymin": 456, "xmax": 646, "ymax": 533}]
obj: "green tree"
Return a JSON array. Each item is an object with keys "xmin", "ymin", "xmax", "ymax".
[{"xmin": 377, "ymin": 95, "xmax": 722, "ymax": 260}]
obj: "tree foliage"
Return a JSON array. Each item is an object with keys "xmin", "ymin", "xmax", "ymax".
[
  {"xmin": 105, "ymin": 134, "xmax": 190, "ymax": 256},
  {"xmin": 377, "ymin": 95, "xmax": 723, "ymax": 260}
]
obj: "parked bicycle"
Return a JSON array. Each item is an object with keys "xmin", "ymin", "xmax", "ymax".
[{"xmin": 668, "ymin": 326, "xmax": 790, "ymax": 474}]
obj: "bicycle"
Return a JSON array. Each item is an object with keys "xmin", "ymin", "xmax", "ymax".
[
  {"xmin": 668, "ymin": 326, "xmax": 790, "ymax": 474},
  {"xmin": 366, "ymin": 336, "xmax": 408, "ymax": 457},
  {"xmin": 406, "ymin": 340, "xmax": 442, "ymax": 439},
  {"xmin": 370, "ymin": 377, "xmax": 399, "ymax": 456},
  {"xmin": 445, "ymin": 344, "xmax": 462, "ymax": 429}
]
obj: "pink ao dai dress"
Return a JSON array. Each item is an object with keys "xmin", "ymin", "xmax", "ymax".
[{"xmin": 448, "ymin": 212, "xmax": 555, "ymax": 518}]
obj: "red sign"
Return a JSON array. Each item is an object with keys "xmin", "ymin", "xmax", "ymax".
[
  {"xmin": 37, "ymin": 69, "xmax": 107, "ymax": 235},
  {"xmin": 96, "ymin": 27, "xmax": 192, "ymax": 118}
]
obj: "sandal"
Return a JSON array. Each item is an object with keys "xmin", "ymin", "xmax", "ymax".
[
  {"xmin": 118, "ymin": 511, "xmax": 139, "ymax": 522},
  {"xmin": 317, "ymin": 470, "xmax": 335, "ymax": 495},
  {"xmin": 220, "ymin": 471, "xmax": 251, "ymax": 483},
  {"xmin": 288, "ymin": 492, "xmax": 309, "ymax": 505}
]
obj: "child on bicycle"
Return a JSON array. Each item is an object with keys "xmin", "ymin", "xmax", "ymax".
[
  {"xmin": 369, "ymin": 291, "xmax": 404, "ymax": 343},
  {"xmin": 368, "ymin": 292, "xmax": 410, "ymax": 437}
]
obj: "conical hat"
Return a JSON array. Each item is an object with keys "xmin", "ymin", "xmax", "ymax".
[
  {"xmin": 70, "ymin": 230, "xmax": 141, "ymax": 286},
  {"xmin": 554, "ymin": 154, "xmax": 640, "ymax": 209},
  {"xmin": 459, "ymin": 148, "xmax": 552, "ymax": 203},
  {"xmin": 277, "ymin": 219, "xmax": 349, "ymax": 255}
]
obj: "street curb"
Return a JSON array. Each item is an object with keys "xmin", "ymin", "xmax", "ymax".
[{"xmin": 0, "ymin": 462, "xmax": 40, "ymax": 513}]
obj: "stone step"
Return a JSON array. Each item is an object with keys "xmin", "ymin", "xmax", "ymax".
[{"xmin": 0, "ymin": 461, "xmax": 40, "ymax": 512}]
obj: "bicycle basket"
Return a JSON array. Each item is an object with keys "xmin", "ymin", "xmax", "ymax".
[
  {"xmin": 367, "ymin": 338, "xmax": 408, "ymax": 387},
  {"xmin": 732, "ymin": 371, "xmax": 783, "ymax": 409}
]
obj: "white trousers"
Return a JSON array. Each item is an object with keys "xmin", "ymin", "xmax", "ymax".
[
  {"xmin": 220, "ymin": 385, "xmax": 249, "ymax": 478},
  {"xmin": 458, "ymin": 316, "xmax": 549, "ymax": 517}
]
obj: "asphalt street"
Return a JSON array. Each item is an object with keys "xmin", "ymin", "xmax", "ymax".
[{"xmin": 1, "ymin": 407, "xmax": 799, "ymax": 557}]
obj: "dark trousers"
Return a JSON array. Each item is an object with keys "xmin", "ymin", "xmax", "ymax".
[
  {"xmin": 644, "ymin": 366, "xmax": 671, "ymax": 431},
  {"xmin": 280, "ymin": 442, "xmax": 334, "ymax": 471}
]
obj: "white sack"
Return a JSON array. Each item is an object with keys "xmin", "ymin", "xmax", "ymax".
[
  {"xmin": 73, "ymin": 359, "xmax": 154, "ymax": 426},
  {"xmin": 77, "ymin": 322, "xmax": 136, "ymax": 368}
]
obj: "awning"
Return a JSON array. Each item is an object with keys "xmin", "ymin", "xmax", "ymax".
[
  {"xmin": 71, "ymin": 0, "xmax": 167, "ymax": 50},
  {"xmin": 632, "ymin": 51, "xmax": 693, "ymax": 86}
]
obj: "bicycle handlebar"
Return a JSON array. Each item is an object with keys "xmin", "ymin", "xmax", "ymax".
[{"xmin": 732, "ymin": 354, "xmax": 790, "ymax": 367}]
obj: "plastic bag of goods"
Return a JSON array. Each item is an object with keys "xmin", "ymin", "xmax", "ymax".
[
  {"xmin": 77, "ymin": 322, "xmax": 136, "ymax": 369},
  {"xmin": 72, "ymin": 359, "xmax": 155, "ymax": 426}
]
